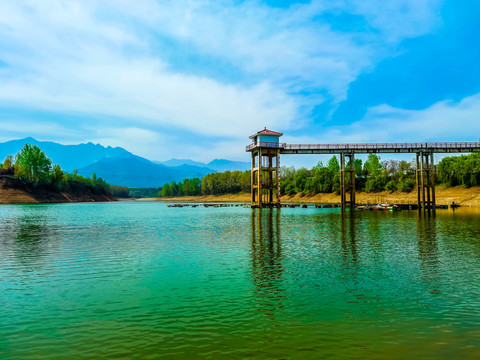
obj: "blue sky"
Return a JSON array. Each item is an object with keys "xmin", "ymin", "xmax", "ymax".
[{"xmin": 0, "ymin": 0, "xmax": 479, "ymax": 166}]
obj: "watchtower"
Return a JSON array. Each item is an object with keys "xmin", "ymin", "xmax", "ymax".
[{"xmin": 247, "ymin": 128, "xmax": 283, "ymax": 208}]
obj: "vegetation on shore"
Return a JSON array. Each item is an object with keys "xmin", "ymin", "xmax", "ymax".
[
  {"xmin": 1, "ymin": 144, "xmax": 111, "ymax": 197},
  {"xmin": 9, "ymin": 144, "xmax": 476, "ymax": 202},
  {"xmin": 152, "ymin": 153, "xmax": 480, "ymax": 198}
]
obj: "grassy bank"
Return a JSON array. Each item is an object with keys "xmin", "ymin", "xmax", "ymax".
[{"xmin": 149, "ymin": 186, "xmax": 480, "ymax": 207}]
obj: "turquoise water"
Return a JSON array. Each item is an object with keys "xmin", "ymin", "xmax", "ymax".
[{"xmin": 1, "ymin": 202, "xmax": 480, "ymax": 359}]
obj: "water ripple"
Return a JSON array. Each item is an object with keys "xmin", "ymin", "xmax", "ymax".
[{"xmin": 1, "ymin": 204, "xmax": 480, "ymax": 358}]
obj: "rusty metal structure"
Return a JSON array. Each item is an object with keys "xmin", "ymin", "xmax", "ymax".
[{"xmin": 247, "ymin": 129, "xmax": 480, "ymax": 209}]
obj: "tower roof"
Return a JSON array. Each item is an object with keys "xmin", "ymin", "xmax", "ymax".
[{"xmin": 249, "ymin": 127, "xmax": 283, "ymax": 139}]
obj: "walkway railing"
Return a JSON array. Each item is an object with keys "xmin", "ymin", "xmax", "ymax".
[
  {"xmin": 283, "ymin": 142, "xmax": 480, "ymax": 150},
  {"xmin": 247, "ymin": 141, "xmax": 480, "ymax": 153}
]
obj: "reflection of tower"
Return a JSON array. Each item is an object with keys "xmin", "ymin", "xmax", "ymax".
[
  {"xmin": 340, "ymin": 153, "xmax": 355, "ymax": 208},
  {"xmin": 417, "ymin": 213, "xmax": 440, "ymax": 294},
  {"xmin": 250, "ymin": 208, "xmax": 284, "ymax": 317}
]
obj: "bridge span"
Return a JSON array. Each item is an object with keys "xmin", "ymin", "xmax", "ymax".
[{"xmin": 246, "ymin": 129, "xmax": 480, "ymax": 210}]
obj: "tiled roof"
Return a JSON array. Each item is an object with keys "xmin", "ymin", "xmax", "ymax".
[{"xmin": 249, "ymin": 127, "xmax": 283, "ymax": 139}]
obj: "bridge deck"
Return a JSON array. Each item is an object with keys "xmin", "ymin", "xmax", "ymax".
[{"xmin": 246, "ymin": 141, "xmax": 480, "ymax": 154}]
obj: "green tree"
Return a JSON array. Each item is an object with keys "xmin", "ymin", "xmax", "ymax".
[
  {"xmin": 294, "ymin": 167, "xmax": 309, "ymax": 193},
  {"xmin": 364, "ymin": 154, "xmax": 383, "ymax": 176},
  {"xmin": 161, "ymin": 183, "xmax": 172, "ymax": 197},
  {"xmin": 354, "ymin": 159, "xmax": 363, "ymax": 175},
  {"xmin": 398, "ymin": 160, "xmax": 412, "ymax": 174},
  {"xmin": 327, "ymin": 156, "xmax": 340, "ymax": 173},
  {"xmin": 2, "ymin": 155, "xmax": 13, "ymax": 169},
  {"xmin": 15, "ymin": 144, "xmax": 52, "ymax": 184},
  {"xmin": 50, "ymin": 164, "xmax": 64, "ymax": 189}
]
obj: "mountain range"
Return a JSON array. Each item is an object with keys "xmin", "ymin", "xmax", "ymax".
[{"xmin": 0, "ymin": 138, "xmax": 250, "ymax": 188}]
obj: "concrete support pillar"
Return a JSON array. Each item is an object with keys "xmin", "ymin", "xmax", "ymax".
[
  {"xmin": 250, "ymin": 147, "xmax": 280, "ymax": 208},
  {"xmin": 340, "ymin": 153, "xmax": 355, "ymax": 209},
  {"xmin": 416, "ymin": 152, "xmax": 436, "ymax": 211}
]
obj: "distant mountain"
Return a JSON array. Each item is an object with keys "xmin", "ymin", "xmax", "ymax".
[
  {"xmin": 0, "ymin": 137, "xmax": 132, "ymax": 171},
  {"xmin": 77, "ymin": 155, "xmax": 213, "ymax": 187},
  {"xmin": 207, "ymin": 159, "xmax": 250, "ymax": 172},
  {"xmin": 159, "ymin": 158, "xmax": 208, "ymax": 168},
  {"xmin": 0, "ymin": 138, "xmax": 249, "ymax": 187},
  {"xmin": 159, "ymin": 158, "xmax": 250, "ymax": 172}
]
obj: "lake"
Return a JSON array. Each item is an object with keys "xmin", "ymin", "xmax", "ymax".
[{"xmin": 1, "ymin": 202, "xmax": 480, "ymax": 359}]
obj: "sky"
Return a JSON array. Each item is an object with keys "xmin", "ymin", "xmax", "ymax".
[{"xmin": 0, "ymin": 0, "xmax": 479, "ymax": 166}]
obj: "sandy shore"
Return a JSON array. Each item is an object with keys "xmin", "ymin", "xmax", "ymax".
[{"xmin": 141, "ymin": 186, "xmax": 480, "ymax": 207}]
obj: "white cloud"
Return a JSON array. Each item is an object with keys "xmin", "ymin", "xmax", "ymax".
[
  {"xmin": 87, "ymin": 126, "xmax": 168, "ymax": 159},
  {"xmin": 311, "ymin": 93, "xmax": 480, "ymax": 144},
  {"xmin": 350, "ymin": 0, "xmax": 443, "ymax": 41},
  {"xmin": 0, "ymin": 119, "xmax": 80, "ymax": 142},
  {"xmin": 0, "ymin": 0, "xmax": 445, "ymax": 160}
]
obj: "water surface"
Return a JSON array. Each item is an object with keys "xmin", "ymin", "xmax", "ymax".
[{"xmin": 1, "ymin": 203, "xmax": 480, "ymax": 359}]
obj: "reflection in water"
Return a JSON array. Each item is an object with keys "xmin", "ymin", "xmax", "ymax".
[
  {"xmin": 417, "ymin": 213, "xmax": 440, "ymax": 295},
  {"xmin": 250, "ymin": 209, "xmax": 285, "ymax": 318},
  {"xmin": 340, "ymin": 210, "xmax": 358, "ymax": 264},
  {"xmin": 0, "ymin": 208, "xmax": 58, "ymax": 271}
]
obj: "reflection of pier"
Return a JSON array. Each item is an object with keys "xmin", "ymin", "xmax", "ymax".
[
  {"xmin": 247, "ymin": 128, "xmax": 480, "ymax": 210},
  {"xmin": 417, "ymin": 213, "xmax": 440, "ymax": 294},
  {"xmin": 340, "ymin": 211, "xmax": 358, "ymax": 264},
  {"xmin": 250, "ymin": 209, "xmax": 285, "ymax": 317}
]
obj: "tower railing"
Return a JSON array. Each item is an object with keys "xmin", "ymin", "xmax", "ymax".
[{"xmin": 246, "ymin": 142, "xmax": 286, "ymax": 151}]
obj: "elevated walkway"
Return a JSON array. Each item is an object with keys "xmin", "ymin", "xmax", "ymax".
[
  {"xmin": 247, "ymin": 141, "xmax": 480, "ymax": 154},
  {"xmin": 246, "ymin": 137, "xmax": 480, "ymax": 211}
]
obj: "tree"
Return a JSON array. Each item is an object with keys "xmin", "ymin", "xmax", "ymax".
[
  {"xmin": 2, "ymin": 155, "xmax": 13, "ymax": 169},
  {"xmin": 313, "ymin": 161, "xmax": 324, "ymax": 171},
  {"xmin": 398, "ymin": 160, "xmax": 412, "ymax": 174},
  {"xmin": 327, "ymin": 156, "xmax": 340, "ymax": 173},
  {"xmin": 354, "ymin": 159, "xmax": 363, "ymax": 175},
  {"xmin": 50, "ymin": 164, "xmax": 64, "ymax": 189},
  {"xmin": 364, "ymin": 154, "xmax": 383, "ymax": 176},
  {"xmin": 15, "ymin": 144, "xmax": 52, "ymax": 184},
  {"xmin": 294, "ymin": 168, "xmax": 309, "ymax": 193},
  {"xmin": 382, "ymin": 159, "xmax": 400, "ymax": 174},
  {"xmin": 161, "ymin": 183, "xmax": 171, "ymax": 197}
]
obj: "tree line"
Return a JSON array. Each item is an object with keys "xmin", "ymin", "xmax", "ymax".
[
  {"xmin": 1, "ymin": 144, "xmax": 110, "ymax": 195},
  {"xmin": 155, "ymin": 153, "xmax": 480, "ymax": 197},
  {"xmin": 156, "ymin": 170, "xmax": 250, "ymax": 197}
]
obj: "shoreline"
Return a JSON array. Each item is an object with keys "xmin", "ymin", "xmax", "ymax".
[
  {"xmin": 138, "ymin": 186, "xmax": 480, "ymax": 207},
  {"xmin": 2, "ymin": 181, "xmax": 480, "ymax": 207},
  {"xmin": 0, "ymin": 176, "xmax": 115, "ymax": 204}
]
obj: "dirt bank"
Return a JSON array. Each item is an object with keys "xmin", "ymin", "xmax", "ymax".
[
  {"xmin": 0, "ymin": 176, "xmax": 114, "ymax": 204},
  {"xmin": 149, "ymin": 186, "xmax": 480, "ymax": 207}
]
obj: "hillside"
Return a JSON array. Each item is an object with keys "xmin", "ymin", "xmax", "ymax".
[{"xmin": 0, "ymin": 176, "xmax": 114, "ymax": 204}]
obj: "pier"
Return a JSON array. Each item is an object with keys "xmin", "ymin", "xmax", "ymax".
[{"xmin": 246, "ymin": 128, "xmax": 480, "ymax": 209}]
